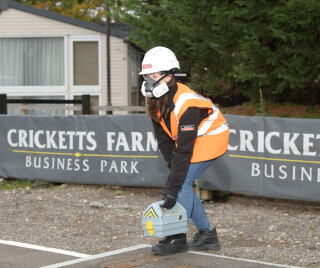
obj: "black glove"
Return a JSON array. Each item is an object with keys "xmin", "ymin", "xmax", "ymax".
[{"xmin": 161, "ymin": 194, "xmax": 176, "ymax": 209}]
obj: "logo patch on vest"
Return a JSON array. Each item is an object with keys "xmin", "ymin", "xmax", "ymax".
[{"xmin": 181, "ymin": 125, "xmax": 195, "ymax": 131}]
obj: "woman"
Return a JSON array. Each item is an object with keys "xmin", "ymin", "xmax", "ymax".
[{"xmin": 140, "ymin": 46, "xmax": 229, "ymax": 256}]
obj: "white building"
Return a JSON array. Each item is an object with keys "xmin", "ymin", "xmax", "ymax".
[{"xmin": 0, "ymin": 0, "xmax": 142, "ymax": 115}]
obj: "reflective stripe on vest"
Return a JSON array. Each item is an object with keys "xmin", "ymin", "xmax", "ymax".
[
  {"xmin": 174, "ymin": 92, "xmax": 211, "ymax": 119},
  {"xmin": 197, "ymin": 105, "xmax": 219, "ymax": 136}
]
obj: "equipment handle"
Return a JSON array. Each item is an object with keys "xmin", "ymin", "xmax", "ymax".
[
  {"xmin": 156, "ymin": 200, "xmax": 164, "ymax": 207},
  {"xmin": 155, "ymin": 200, "xmax": 186, "ymax": 214}
]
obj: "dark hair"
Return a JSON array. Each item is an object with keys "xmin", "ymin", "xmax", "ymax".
[{"xmin": 147, "ymin": 74, "xmax": 176, "ymax": 123}]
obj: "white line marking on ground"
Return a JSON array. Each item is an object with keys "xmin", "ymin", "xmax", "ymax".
[
  {"xmin": 1, "ymin": 241, "xmax": 305, "ymax": 268},
  {"xmin": 189, "ymin": 251, "xmax": 305, "ymax": 268},
  {"xmin": 0, "ymin": 239, "xmax": 89, "ymax": 258},
  {"xmin": 40, "ymin": 244, "xmax": 151, "ymax": 268}
]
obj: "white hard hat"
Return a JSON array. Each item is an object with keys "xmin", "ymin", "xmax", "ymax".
[{"xmin": 139, "ymin": 46, "xmax": 180, "ymax": 75}]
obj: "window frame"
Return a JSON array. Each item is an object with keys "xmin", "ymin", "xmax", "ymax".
[
  {"xmin": 70, "ymin": 35, "xmax": 101, "ymax": 95},
  {"xmin": 0, "ymin": 35, "xmax": 67, "ymax": 95}
]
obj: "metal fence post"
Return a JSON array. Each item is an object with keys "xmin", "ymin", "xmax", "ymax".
[
  {"xmin": 82, "ymin": 95, "xmax": 91, "ymax": 115},
  {"xmin": 0, "ymin": 94, "xmax": 7, "ymax": 114}
]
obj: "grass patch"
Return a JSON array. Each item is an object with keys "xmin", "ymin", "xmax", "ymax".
[
  {"xmin": 223, "ymin": 102, "xmax": 320, "ymax": 119},
  {"xmin": 0, "ymin": 179, "xmax": 52, "ymax": 191},
  {"xmin": 281, "ymin": 112, "xmax": 290, "ymax": 118},
  {"xmin": 115, "ymin": 190, "xmax": 123, "ymax": 195}
]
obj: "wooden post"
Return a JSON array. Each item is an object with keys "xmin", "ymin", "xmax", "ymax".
[
  {"xmin": 193, "ymin": 179, "xmax": 214, "ymax": 201},
  {"xmin": 82, "ymin": 95, "xmax": 91, "ymax": 115},
  {"xmin": 105, "ymin": 1, "xmax": 112, "ymax": 114},
  {"xmin": 0, "ymin": 94, "xmax": 7, "ymax": 114}
]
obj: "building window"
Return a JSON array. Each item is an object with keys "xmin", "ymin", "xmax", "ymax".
[
  {"xmin": 73, "ymin": 41, "xmax": 99, "ymax": 86},
  {"xmin": 0, "ymin": 37, "xmax": 64, "ymax": 86}
]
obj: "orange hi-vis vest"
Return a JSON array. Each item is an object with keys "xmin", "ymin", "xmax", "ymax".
[{"xmin": 159, "ymin": 83, "xmax": 229, "ymax": 163}]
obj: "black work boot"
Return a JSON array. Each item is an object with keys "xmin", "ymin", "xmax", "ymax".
[
  {"xmin": 151, "ymin": 233, "xmax": 188, "ymax": 255},
  {"xmin": 188, "ymin": 227, "xmax": 221, "ymax": 251}
]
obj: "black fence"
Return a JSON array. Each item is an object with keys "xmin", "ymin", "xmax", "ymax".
[{"xmin": 0, "ymin": 94, "xmax": 91, "ymax": 115}]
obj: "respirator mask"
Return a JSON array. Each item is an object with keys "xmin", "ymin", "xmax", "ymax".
[{"xmin": 141, "ymin": 72, "xmax": 170, "ymax": 98}]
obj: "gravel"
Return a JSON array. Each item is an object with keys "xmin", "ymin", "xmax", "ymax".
[{"xmin": 0, "ymin": 183, "xmax": 319, "ymax": 267}]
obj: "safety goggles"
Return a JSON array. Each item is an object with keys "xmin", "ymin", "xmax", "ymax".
[{"xmin": 142, "ymin": 71, "xmax": 167, "ymax": 81}]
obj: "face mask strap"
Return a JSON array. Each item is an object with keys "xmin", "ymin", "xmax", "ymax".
[
  {"xmin": 143, "ymin": 71, "xmax": 170, "ymax": 83},
  {"xmin": 153, "ymin": 71, "xmax": 170, "ymax": 86}
]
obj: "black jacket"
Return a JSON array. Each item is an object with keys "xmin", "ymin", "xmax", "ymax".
[{"xmin": 151, "ymin": 84, "xmax": 208, "ymax": 198}]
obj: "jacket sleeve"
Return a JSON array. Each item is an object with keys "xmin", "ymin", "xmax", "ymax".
[
  {"xmin": 163, "ymin": 107, "xmax": 203, "ymax": 198},
  {"xmin": 151, "ymin": 119, "xmax": 175, "ymax": 169}
]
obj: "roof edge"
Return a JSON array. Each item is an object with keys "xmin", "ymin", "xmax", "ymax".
[
  {"xmin": 1, "ymin": 1, "xmax": 134, "ymax": 42},
  {"xmin": 0, "ymin": 0, "xmax": 10, "ymax": 12}
]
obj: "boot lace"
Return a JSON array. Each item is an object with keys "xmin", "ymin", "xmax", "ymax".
[
  {"xmin": 193, "ymin": 229, "xmax": 209, "ymax": 241},
  {"xmin": 193, "ymin": 232, "xmax": 202, "ymax": 241},
  {"xmin": 159, "ymin": 236, "xmax": 171, "ymax": 244}
]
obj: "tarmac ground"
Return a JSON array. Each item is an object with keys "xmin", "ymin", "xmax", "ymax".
[{"xmin": 0, "ymin": 240, "xmax": 304, "ymax": 268}]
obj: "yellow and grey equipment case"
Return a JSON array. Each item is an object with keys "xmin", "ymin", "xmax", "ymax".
[{"xmin": 142, "ymin": 200, "xmax": 187, "ymax": 238}]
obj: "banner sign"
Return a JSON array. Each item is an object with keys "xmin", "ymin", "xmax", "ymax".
[
  {"xmin": 200, "ymin": 115, "xmax": 320, "ymax": 202},
  {"xmin": 0, "ymin": 115, "xmax": 168, "ymax": 187},
  {"xmin": 0, "ymin": 114, "xmax": 319, "ymax": 202}
]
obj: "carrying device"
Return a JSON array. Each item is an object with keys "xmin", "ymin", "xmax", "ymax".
[{"xmin": 142, "ymin": 200, "xmax": 187, "ymax": 238}]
